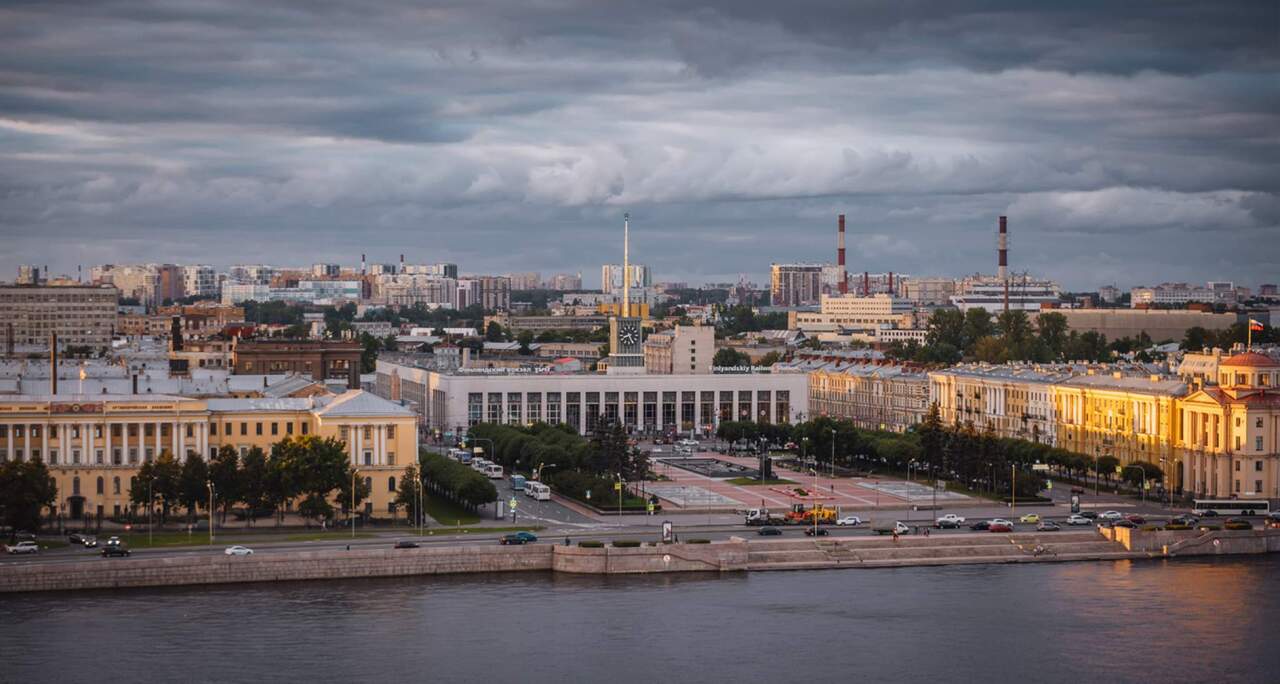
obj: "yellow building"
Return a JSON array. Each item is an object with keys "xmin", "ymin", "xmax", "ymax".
[
  {"xmin": 0, "ymin": 390, "xmax": 418, "ymax": 522},
  {"xmin": 1178, "ymin": 352, "xmax": 1280, "ymax": 499},
  {"xmin": 1052, "ymin": 373, "xmax": 1185, "ymax": 483}
]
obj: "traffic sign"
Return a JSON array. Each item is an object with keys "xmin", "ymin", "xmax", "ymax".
[
  {"xmin": 614, "ymin": 482, "xmax": 622, "ymax": 492},
  {"xmin": 1046, "ymin": 481, "xmax": 1052, "ymax": 490},
  {"xmin": 1032, "ymin": 463, "xmax": 1049, "ymax": 472},
  {"xmin": 509, "ymin": 497, "xmax": 518, "ymax": 509}
]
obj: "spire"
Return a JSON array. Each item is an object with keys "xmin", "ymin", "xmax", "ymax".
[{"xmin": 622, "ymin": 212, "xmax": 630, "ymax": 319}]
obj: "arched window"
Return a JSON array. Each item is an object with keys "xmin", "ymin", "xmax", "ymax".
[
  {"xmin": 388, "ymin": 476, "xmax": 396, "ymax": 492},
  {"xmin": 113, "ymin": 477, "xmax": 121, "ymax": 495},
  {"xmin": 96, "ymin": 476, "xmax": 104, "ymax": 495},
  {"xmin": 73, "ymin": 476, "xmax": 81, "ymax": 495}
]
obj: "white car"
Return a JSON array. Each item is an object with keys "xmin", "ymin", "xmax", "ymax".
[
  {"xmin": 1098, "ymin": 510, "xmax": 1123, "ymax": 521},
  {"xmin": 989, "ymin": 518, "xmax": 1014, "ymax": 527},
  {"xmin": 1065, "ymin": 514, "xmax": 1092, "ymax": 526},
  {"xmin": 935, "ymin": 514, "xmax": 966, "ymax": 527},
  {"xmin": 5, "ymin": 541, "xmax": 39, "ymax": 555},
  {"xmin": 836, "ymin": 516, "xmax": 863, "ymax": 526},
  {"xmin": 224, "ymin": 545, "xmax": 254, "ymax": 556}
]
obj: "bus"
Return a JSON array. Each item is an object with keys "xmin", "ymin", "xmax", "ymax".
[
  {"xmin": 525, "ymin": 481, "xmax": 551, "ymax": 501},
  {"xmin": 510, "ymin": 475, "xmax": 527, "ymax": 492},
  {"xmin": 1192, "ymin": 499, "xmax": 1270, "ymax": 516}
]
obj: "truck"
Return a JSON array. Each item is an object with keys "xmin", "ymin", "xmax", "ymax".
[
  {"xmin": 934, "ymin": 513, "xmax": 967, "ymax": 528},
  {"xmin": 872, "ymin": 521, "xmax": 911, "ymax": 536},
  {"xmin": 744, "ymin": 508, "xmax": 787, "ymax": 526},
  {"xmin": 784, "ymin": 503, "xmax": 837, "ymax": 526}
]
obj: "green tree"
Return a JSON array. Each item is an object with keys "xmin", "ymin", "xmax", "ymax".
[
  {"xmin": 972, "ymin": 335, "xmax": 1008, "ymax": 363},
  {"xmin": 517, "ymin": 330, "xmax": 535, "ymax": 355},
  {"xmin": 485, "ymin": 321, "xmax": 508, "ymax": 342},
  {"xmin": 130, "ymin": 451, "xmax": 182, "ymax": 524},
  {"xmin": 208, "ymin": 445, "xmax": 241, "ymax": 524},
  {"xmin": 712, "ymin": 347, "xmax": 750, "ymax": 367},
  {"xmin": 359, "ymin": 332, "xmax": 381, "ymax": 373},
  {"xmin": 755, "ymin": 351, "xmax": 783, "ymax": 366},
  {"xmin": 918, "ymin": 404, "xmax": 946, "ymax": 469},
  {"xmin": 274, "ymin": 435, "xmax": 352, "ymax": 525},
  {"xmin": 239, "ymin": 446, "xmax": 269, "ymax": 526},
  {"xmin": 1181, "ymin": 326, "xmax": 1210, "ymax": 351},
  {"xmin": 177, "ymin": 453, "xmax": 210, "ymax": 523},
  {"xmin": 1036, "ymin": 312, "xmax": 1069, "ymax": 359},
  {"xmin": 395, "ymin": 463, "xmax": 423, "ymax": 524},
  {"xmin": 962, "ymin": 308, "xmax": 996, "ymax": 351},
  {"xmin": 0, "ymin": 459, "xmax": 57, "ymax": 538}
]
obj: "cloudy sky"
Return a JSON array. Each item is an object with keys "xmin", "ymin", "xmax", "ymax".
[{"xmin": 1, "ymin": 0, "xmax": 1277, "ymax": 290}]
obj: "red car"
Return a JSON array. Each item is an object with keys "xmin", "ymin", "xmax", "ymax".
[
  {"xmin": 1125, "ymin": 514, "xmax": 1146, "ymax": 524},
  {"xmin": 989, "ymin": 522, "xmax": 1013, "ymax": 533}
]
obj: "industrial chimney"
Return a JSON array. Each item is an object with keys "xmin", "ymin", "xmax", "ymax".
[
  {"xmin": 49, "ymin": 333, "xmax": 58, "ymax": 394},
  {"xmin": 863, "ymin": 271, "xmax": 870, "ymax": 297},
  {"xmin": 361, "ymin": 253, "xmax": 367, "ymax": 276},
  {"xmin": 837, "ymin": 214, "xmax": 847, "ymax": 295},
  {"xmin": 998, "ymin": 216, "xmax": 1009, "ymax": 312},
  {"xmin": 888, "ymin": 272, "xmax": 894, "ymax": 295}
]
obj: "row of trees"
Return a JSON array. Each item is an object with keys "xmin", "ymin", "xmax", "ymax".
[
  {"xmin": 409, "ymin": 452, "xmax": 498, "ymax": 514},
  {"xmin": 0, "ymin": 460, "xmax": 57, "ymax": 538},
  {"xmin": 890, "ymin": 309, "xmax": 1116, "ymax": 365},
  {"xmin": 130, "ymin": 436, "xmax": 369, "ymax": 526},
  {"xmin": 1182, "ymin": 323, "xmax": 1277, "ymax": 351}
]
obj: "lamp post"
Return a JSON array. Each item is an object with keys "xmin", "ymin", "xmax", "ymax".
[
  {"xmin": 351, "ymin": 468, "xmax": 359, "ymax": 538},
  {"xmin": 809, "ymin": 468, "xmax": 819, "ymax": 537},
  {"xmin": 535, "ymin": 462, "xmax": 557, "ymax": 482},
  {"xmin": 1011, "ymin": 464, "xmax": 1017, "ymax": 517},
  {"xmin": 147, "ymin": 476, "xmax": 156, "ymax": 548},
  {"xmin": 205, "ymin": 480, "xmax": 214, "ymax": 546},
  {"xmin": 1093, "ymin": 448, "xmax": 1101, "ymax": 496},
  {"xmin": 614, "ymin": 472, "xmax": 624, "ymax": 518}
]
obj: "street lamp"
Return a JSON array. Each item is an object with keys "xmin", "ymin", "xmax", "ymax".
[
  {"xmin": 808, "ymin": 468, "xmax": 819, "ymax": 537},
  {"xmin": 614, "ymin": 472, "xmax": 624, "ymax": 518},
  {"xmin": 830, "ymin": 428, "xmax": 836, "ymax": 478},
  {"xmin": 205, "ymin": 480, "xmax": 214, "ymax": 546},
  {"xmin": 147, "ymin": 476, "xmax": 157, "ymax": 548},
  {"xmin": 535, "ymin": 462, "xmax": 558, "ymax": 482},
  {"xmin": 351, "ymin": 468, "xmax": 359, "ymax": 538}
]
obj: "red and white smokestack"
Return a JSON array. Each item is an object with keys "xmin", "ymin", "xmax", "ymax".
[
  {"xmin": 361, "ymin": 253, "xmax": 367, "ymax": 276},
  {"xmin": 863, "ymin": 271, "xmax": 870, "ymax": 296},
  {"xmin": 888, "ymin": 272, "xmax": 894, "ymax": 294},
  {"xmin": 837, "ymin": 214, "xmax": 847, "ymax": 294},
  {"xmin": 998, "ymin": 216, "xmax": 1008, "ymax": 282}
]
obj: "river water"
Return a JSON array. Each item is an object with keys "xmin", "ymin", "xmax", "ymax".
[{"xmin": 3, "ymin": 556, "xmax": 1277, "ymax": 683}]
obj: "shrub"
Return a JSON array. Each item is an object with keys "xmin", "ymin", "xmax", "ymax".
[
  {"xmin": 1140, "ymin": 525, "xmax": 1161, "ymax": 531},
  {"xmin": 612, "ymin": 540, "xmax": 641, "ymax": 548},
  {"xmin": 685, "ymin": 538, "xmax": 711, "ymax": 544},
  {"xmin": 1224, "ymin": 522, "xmax": 1252, "ymax": 531},
  {"xmin": 1198, "ymin": 525, "xmax": 1221, "ymax": 531},
  {"xmin": 578, "ymin": 540, "xmax": 604, "ymax": 548},
  {"xmin": 1164, "ymin": 523, "xmax": 1191, "ymax": 530}
]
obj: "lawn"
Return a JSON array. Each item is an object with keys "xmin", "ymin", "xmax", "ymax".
[
  {"xmin": 104, "ymin": 530, "xmax": 377, "ymax": 548},
  {"xmin": 423, "ymin": 492, "xmax": 481, "ymax": 526},
  {"xmin": 417, "ymin": 525, "xmax": 546, "ymax": 536},
  {"xmin": 726, "ymin": 477, "xmax": 797, "ymax": 486}
]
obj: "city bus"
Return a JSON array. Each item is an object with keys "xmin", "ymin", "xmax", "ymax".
[{"xmin": 1192, "ymin": 499, "xmax": 1270, "ymax": 516}]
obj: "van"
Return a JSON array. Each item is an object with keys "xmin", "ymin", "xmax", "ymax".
[
  {"xmin": 525, "ymin": 481, "xmax": 551, "ymax": 501},
  {"xmin": 510, "ymin": 475, "xmax": 527, "ymax": 492},
  {"xmin": 471, "ymin": 458, "xmax": 489, "ymax": 472},
  {"xmin": 484, "ymin": 464, "xmax": 504, "ymax": 479}
]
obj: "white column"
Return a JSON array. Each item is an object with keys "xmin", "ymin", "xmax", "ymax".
[
  {"xmin": 171, "ymin": 421, "xmax": 179, "ymax": 460},
  {"xmin": 154, "ymin": 420, "xmax": 161, "ymax": 458},
  {"xmin": 5, "ymin": 423, "xmax": 13, "ymax": 461},
  {"xmin": 355, "ymin": 426, "xmax": 363, "ymax": 465},
  {"xmin": 199, "ymin": 422, "xmax": 208, "ymax": 458},
  {"xmin": 378, "ymin": 425, "xmax": 386, "ymax": 465},
  {"xmin": 83, "ymin": 421, "xmax": 91, "ymax": 463},
  {"xmin": 104, "ymin": 419, "xmax": 112, "ymax": 464},
  {"xmin": 122, "ymin": 421, "xmax": 129, "ymax": 463},
  {"xmin": 347, "ymin": 425, "xmax": 356, "ymax": 465},
  {"xmin": 177, "ymin": 421, "xmax": 186, "ymax": 461},
  {"xmin": 42, "ymin": 421, "xmax": 49, "ymax": 462}
]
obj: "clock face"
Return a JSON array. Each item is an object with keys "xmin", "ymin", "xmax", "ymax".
[{"xmin": 619, "ymin": 324, "xmax": 639, "ymax": 346}]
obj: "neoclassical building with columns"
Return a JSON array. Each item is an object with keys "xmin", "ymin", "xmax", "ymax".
[
  {"xmin": 0, "ymin": 390, "xmax": 417, "ymax": 521},
  {"xmin": 1179, "ymin": 352, "xmax": 1280, "ymax": 499}
]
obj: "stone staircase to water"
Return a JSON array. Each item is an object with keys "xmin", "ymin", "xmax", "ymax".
[{"xmin": 746, "ymin": 531, "xmax": 1136, "ymax": 571}]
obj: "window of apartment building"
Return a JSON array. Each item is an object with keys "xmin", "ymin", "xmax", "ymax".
[
  {"xmin": 386, "ymin": 425, "xmax": 395, "ymax": 439},
  {"xmin": 95, "ymin": 449, "xmax": 104, "ymax": 464},
  {"xmin": 340, "ymin": 426, "xmax": 349, "ymax": 442},
  {"xmin": 286, "ymin": 422, "xmax": 294, "ymax": 435},
  {"xmin": 1235, "ymin": 461, "xmax": 1241, "ymax": 472},
  {"xmin": 1258, "ymin": 437, "xmax": 1265, "ymax": 452},
  {"xmin": 210, "ymin": 422, "xmax": 217, "ymax": 436},
  {"xmin": 301, "ymin": 422, "xmax": 309, "ymax": 435},
  {"xmin": 240, "ymin": 422, "xmax": 247, "ymax": 436},
  {"xmin": 1235, "ymin": 479, "xmax": 1240, "ymax": 493},
  {"xmin": 1255, "ymin": 460, "xmax": 1264, "ymax": 472},
  {"xmin": 363, "ymin": 426, "xmax": 372, "ymax": 441},
  {"xmin": 48, "ymin": 449, "xmax": 58, "ymax": 465},
  {"xmin": 113, "ymin": 477, "xmax": 121, "ymax": 495},
  {"xmin": 388, "ymin": 476, "xmax": 396, "ymax": 492},
  {"xmin": 271, "ymin": 422, "xmax": 278, "ymax": 436},
  {"xmin": 255, "ymin": 422, "xmax": 263, "ymax": 436},
  {"xmin": 1236, "ymin": 436, "xmax": 1242, "ymax": 450},
  {"xmin": 1257, "ymin": 418, "xmax": 1265, "ymax": 429}
]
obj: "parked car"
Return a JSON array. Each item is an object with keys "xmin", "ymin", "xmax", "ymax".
[
  {"xmin": 969, "ymin": 520, "xmax": 991, "ymax": 531},
  {"xmin": 224, "ymin": 545, "xmax": 254, "ymax": 556},
  {"xmin": 1065, "ymin": 514, "xmax": 1092, "ymax": 526},
  {"xmin": 935, "ymin": 514, "xmax": 966, "ymax": 528},
  {"xmin": 1171, "ymin": 514, "xmax": 1200, "ymax": 526},
  {"xmin": 1124, "ymin": 514, "xmax": 1146, "ymax": 524},
  {"xmin": 394, "ymin": 540, "xmax": 420, "ymax": 549},
  {"xmin": 499, "ymin": 531, "xmax": 538, "ymax": 545},
  {"xmin": 988, "ymin": 522, "xmax": 1014, "ymax": 533},
  {"xmin": 68, "ymin": 533, "xmax": 86, "ymax": 545},
  {"xmin": 1224, "ymin": 517, "xmax": 1253, "ymax": 530},
  {"xmin": 757, "ymin": 526, "xmax": 783, "ymax": 536},
  {"xmin": 5, "ymin": 541, "xmax": 39, "ymax": 555},
  {"xmin": 835, "ymin": 516, "xmax": 863, "ymax": 526},
  {"xmin": 1036, "ymin": 521, "xmax": 1061, "ymax": 532},
  {"xmin": 1098, "ymin": 511, "xmax": 1123, "ymax": 521},
  {"xmin": 803, "ymin": 527, "xmax": 830, "ymax": 537},
  {"xmin": 1111, "ymin": 520, "xmax": 1137, "ymax": 529},
  {"xmin": 101, "ymin": 545, "xmax": 130, "ymax": 557},
  {"xmin": 1019, "ymin": 514, "xmax": 1040, "ymax": 524}
]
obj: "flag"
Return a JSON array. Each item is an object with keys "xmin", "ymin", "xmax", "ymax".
[
  {"xmin": 1250, "ymin": 319, "xmax": 1265, "ymax": 332},
  {"xmin": 79, "ymin": 366, "xmax": 87, "ymax": 381}
]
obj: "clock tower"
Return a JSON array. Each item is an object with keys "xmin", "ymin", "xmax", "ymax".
[{"xmin": 608, "ymin": 213, "xmax": 646, "ymax": 375}]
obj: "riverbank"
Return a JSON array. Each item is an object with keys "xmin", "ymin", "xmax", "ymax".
[{"xmin": 3, "ymin": 528, "xmax": 1277, "ymax": 593}]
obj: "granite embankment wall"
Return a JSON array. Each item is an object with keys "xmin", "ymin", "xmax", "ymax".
[
  {"xmin": 552, "ymin": 542, "xmax": 748, "ymax": 574},
  {"xmin": 1103, "ymin": 526, "xmax": 1280, "ymax": 556}
]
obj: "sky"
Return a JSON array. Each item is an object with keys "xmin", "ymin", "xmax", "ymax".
[{"xmin": 1, "ymin": 0, "xmax": 1277, "ymax": 290}]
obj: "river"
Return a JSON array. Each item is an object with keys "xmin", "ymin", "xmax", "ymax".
[{"xmin": 3, "ymin": 556, "xmax": 1277, "ymax": 683}]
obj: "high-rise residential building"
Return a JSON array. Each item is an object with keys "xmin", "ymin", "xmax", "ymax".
[
  {"xmin": 92, "ymin": 264, "xmax": 185, "ymax": 308},
  {"xmin": 182, "ymin": 264, "xmax": 218, "ymax": 299},
  {"xmin": 601, "ymin": 264, "xmax": 651, "ymax": 294},
  {"xmin": 505, "ymin": 272, "xmax": 542, "ymax": 290},
  {"xmin": 311, "ymin": 263, "xmax": 341, "ymax": 278},
  {"xmin": 546, "ymin": 273, "xmax": 583, "ymax": 291},
  {"xmin": 457, "ymin": 276, "xmax": 511, "ymax": 311},
  {"xmin": 228, "ymin": 264, "xmax": 277, "ymax": 285},
  {"xmin": 769, "ymin": 263, "xmax": 822, "ymax": 307},
  {"xmin": 0, "ymin": 284, "xmax": 119, "ymax": 350},
  {"xmin": 643, "ymin": 324, "xmax": 715, "ymax": 374},
  {"xmin": 373, "ymin": 274, "xmax": 458, "ymax": 309},
  {"xmin": 15, "ymin": 265, "xmax": 44, "ymax": 286},
  {"xmin": 401, "ymin": 263, "xmax": 459, "ymax": 279}
]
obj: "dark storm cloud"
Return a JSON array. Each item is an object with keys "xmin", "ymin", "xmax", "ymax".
[{"xmin": 0, "ymin": 0, "xmax": 1276, "ymax": 288}]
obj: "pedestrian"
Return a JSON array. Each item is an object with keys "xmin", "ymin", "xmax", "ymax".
[
  {"xmin": 345, "ymin": 544, "xmax": 350, "ymax": 551},
  {"xmin": 564, "ymin": 537, "xmax": 571, "ymax": 546},
  {"xmin": 892, "ymin": 530, "xmax": 898, "ymax": 543},
  {"xmin": 924, "ymin": 527, "xmax": 931, "ymax": 537}
]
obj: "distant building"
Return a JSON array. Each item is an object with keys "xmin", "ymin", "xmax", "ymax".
[
  {"xmin": 311, "ymin": 263, "xmax": 342, "ymax": 278},
  {"xmin": 0, "ymin": 284, "xmax": 118, "ymax": 351},
  {"xmin": 457, "ymin": 276, "xmax": 511, "ymax": 311},
  {"xmin": 769, "ymin": 264, "xmax": 822, "ymax": 307},
  {"xmin": 644, "ymin": 324, "xmax": 714, "ymax": 375},
  {"xmin": 506, "ymin": 272, "xmax": 542, "ymax": 290},
  {"xmin": 809, "ymin": 362, "xmax": 928, "ymax": 433},
  {"xmin": 1097, "ymin": 285, "xmax": 1120, "ymax": 304},
  {"xmin": 232, "ymin": 339, "xmax": 363, "ymax": 389},
  {"xmin": 546, "ymin": 273, "xmax": 583, "ymax": 291},
  {"xmin": 221, "ymin": 280, "xmax": 361, "ymax": 305},
  {"xmin": 15, "ymin": 265, "xmax": 43, "ymax": 286},
  {"xmin": 1057, "ymin": 308, "xmax": 1235, "ymax": 343},
  {"xmin": 93, "ymin": 264, "xmax": 185, "ymax": 308},
  {"xmin": 950, "ymin": 274, "xmax": 1060, "ymax": 312},
  {"xmin": 901, "ymin": 277, "xmax": 956, "ymax": 306},
  {"xmin": 182, "ymin": 264, "xmax": 218, "ymax": 299}
]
